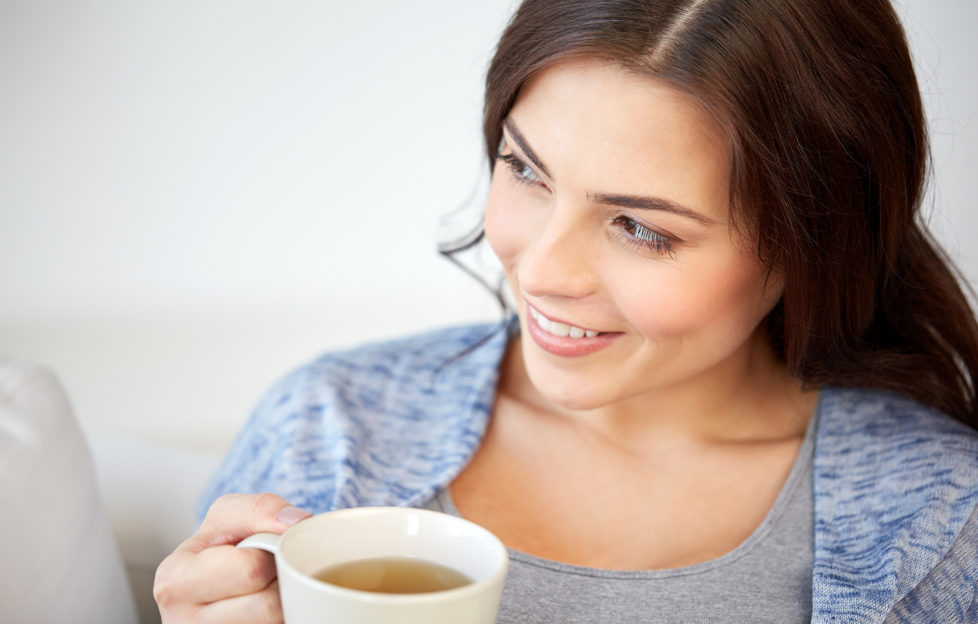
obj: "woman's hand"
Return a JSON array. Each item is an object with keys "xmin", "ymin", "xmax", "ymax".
[{"xmin": 154, "ymin": 493, "xmax": 312, "ymax": 623}]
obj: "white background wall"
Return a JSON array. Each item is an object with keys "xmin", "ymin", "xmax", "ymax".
[
  {"xmin": 1, "ymin": 0, "xmax": 976, "ymax": 453},
  {"xmin": 0, "ymin": 0, "xmax": 516, "ymax": 452}
]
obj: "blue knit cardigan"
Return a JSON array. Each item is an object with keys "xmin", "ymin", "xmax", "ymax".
[{"xmin": 200, "ymin": 322, "xmax": 978, "ymax": 622}]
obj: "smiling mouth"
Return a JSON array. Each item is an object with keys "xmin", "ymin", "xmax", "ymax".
[{"xmin": 528, "ymin": 306, "xmax": 601, "ymax": 338}]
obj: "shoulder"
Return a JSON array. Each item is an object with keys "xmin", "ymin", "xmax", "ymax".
[
  {"xmin": 815, "ymin": 385, "xmax": 978, "ymax": 511},
  {"xmin": 198, "ymin": 321, "xmax": 510, "ymax": 516},
  {"xmin": 816, "ymin": 386, "xmax": 978, "ymax": 471},
  {"xmin": 812, "ymin": 387, "xmax": 978, "ymax": 619},
  {"xmin": 260, "ymin": 321, "xmax": 509, "ymax": 415}
]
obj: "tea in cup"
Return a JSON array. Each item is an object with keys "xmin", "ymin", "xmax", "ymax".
[{"xmin": 238, "ymin": 506, "xmax": 508, "ymax": 624}]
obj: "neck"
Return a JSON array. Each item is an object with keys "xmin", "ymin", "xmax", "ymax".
[{"xmin": 500, "ymin": 331, "xmax": 816, "ymax": 454}]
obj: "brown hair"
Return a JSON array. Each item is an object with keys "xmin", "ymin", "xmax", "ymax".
[{"xmin": 477, "ymin": 0, "xmax": 978, "ymax": 427}]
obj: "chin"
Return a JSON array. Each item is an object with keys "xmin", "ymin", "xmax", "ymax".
[{"xmin": 526, "ymin": 366, "xmax": 614, "ymax": 412}]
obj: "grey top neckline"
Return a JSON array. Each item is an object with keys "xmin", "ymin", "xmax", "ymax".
[{"xmin": 430, "ymin": 406, "xmax": 817, "ymax": 580}]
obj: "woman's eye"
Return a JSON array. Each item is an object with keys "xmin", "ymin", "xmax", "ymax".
[
  {"xmin": 498, "ymin": 153, "xmax": 542, "ymax": 186},
  {"xmin": 613, "ymin": 215, "xmax": 675, "ymax": 256}
]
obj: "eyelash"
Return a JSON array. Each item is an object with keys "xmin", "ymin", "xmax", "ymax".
[
  {"xmin": 497, "ymin": 151, "xmax": 676, "ymax": 257},
  {"xmin": 611, "ymin": 216, "xmax": 675, "ymax": 257},
  {"xmin": 498, "ymin": 153, "xmax": 541, "ymax": 186}
]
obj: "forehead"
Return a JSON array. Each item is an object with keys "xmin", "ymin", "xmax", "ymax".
[
  {"xmin": 511, "ymin": 57, "xmax": 729, "ymax": 170},
  {"xmin": 508, "ymin": 57, "xmax": 732, "ymax": 221}
]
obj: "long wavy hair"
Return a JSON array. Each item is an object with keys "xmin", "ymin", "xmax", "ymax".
[{"xmin": 452, "ymin": 0, "xmax": 978, "ymax": 427}]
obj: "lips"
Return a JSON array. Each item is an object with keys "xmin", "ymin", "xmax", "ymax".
[
  {"xmin": 528, "ymin": 306, "xmax": 600, "ymax": 338},
  {"xmin": 524, "ymin": 304, "xmax": 620, "ymax": 357}
]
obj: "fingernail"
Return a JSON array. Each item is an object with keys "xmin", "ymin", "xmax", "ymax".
[{"xmin": 277, "ymin": 505, "xmax": 312, "ymax": 525}]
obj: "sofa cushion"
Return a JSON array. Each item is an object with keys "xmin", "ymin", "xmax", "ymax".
[{"xmin": 0, "ymin": 361, "xmax": 137, "ymax": 623}]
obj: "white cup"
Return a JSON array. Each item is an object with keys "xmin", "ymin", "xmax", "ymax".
[{"xmin": 238, "ymin": 506, "xmax": 509, "ymax": 624}]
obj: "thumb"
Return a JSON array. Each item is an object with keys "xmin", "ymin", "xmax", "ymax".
[{"xmin": 195, "ymin": 493, "xmax": 312, "ymax": 549}]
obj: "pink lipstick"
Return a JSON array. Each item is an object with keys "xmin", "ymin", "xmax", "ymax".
[{"xmin": 524, "ymin": 305, "xmax": 620, "ymax": 357}]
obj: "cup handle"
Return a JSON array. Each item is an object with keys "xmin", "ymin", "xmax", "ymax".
[{"xmin": 237, "ymin": 532, "xmax": 282, "ymax": 555}]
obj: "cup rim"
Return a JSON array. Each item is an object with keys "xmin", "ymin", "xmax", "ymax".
[{"xmin": 276, "ymin": 506, "xmax": 509, "ymax": 604}]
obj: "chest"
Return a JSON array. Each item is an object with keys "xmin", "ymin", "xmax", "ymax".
[{"xmin": 450, "ymin": 407, "xmax": 806, "ymax": 570}]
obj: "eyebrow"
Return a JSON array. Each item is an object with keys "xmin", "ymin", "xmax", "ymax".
[
  {"xmin": 502, "ymin": 118, "xmax": 715, "ymax": 226},
  {"xmin": 502, "ymin": 119, "xmax": 552, "ymax": 179},
  {"xmin": 588, "ymin": 193, "xmax": 716, "ymax": 225}
]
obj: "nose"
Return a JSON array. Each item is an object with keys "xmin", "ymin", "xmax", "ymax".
[{"xmin": 516, "ymin": 200, "xmax": 598, "ymax": 301}]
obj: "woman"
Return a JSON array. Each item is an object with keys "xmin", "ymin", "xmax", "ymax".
[{"xmin": 155, "ymin": 0, "xmax": 978, "ymax": 621}]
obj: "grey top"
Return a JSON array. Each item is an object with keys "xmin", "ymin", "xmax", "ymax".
[{"xmin": 424, "ymin": 412, "xmax": 816, "ymax": 623}]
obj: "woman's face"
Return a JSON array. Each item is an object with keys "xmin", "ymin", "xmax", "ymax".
[{"xmin": 484, "ymin": 58, "xmax": 784, "ymax": 412}]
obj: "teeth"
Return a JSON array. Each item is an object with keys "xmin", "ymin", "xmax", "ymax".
[
  {"xmin": 550, "ymin": 321, "xmax": 571, "ymax": 337},
  {"xmin": 529, "ymin": 306, "xmax": 599, "ymax": 339}
]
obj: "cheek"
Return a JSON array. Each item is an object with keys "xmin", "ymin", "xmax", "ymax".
[
  {"xmin": 614, "ymin": 252, "xmax": 778, "ymax": 339},
  {"xmin": 484, "ymin": 177, "xmax": 528, "ymax": 270}
]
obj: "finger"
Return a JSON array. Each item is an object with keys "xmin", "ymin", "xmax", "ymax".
[
  {"xmin": 195, "ymin": 580, "xmax": 283, "ymax": 624},
  {"xmin": 193, "ymin": 493, "xmax": 312, "ymax": 550},
  {"xmin": 160, "ymin": 545, "xmax": 279, "ymax": 605}
]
